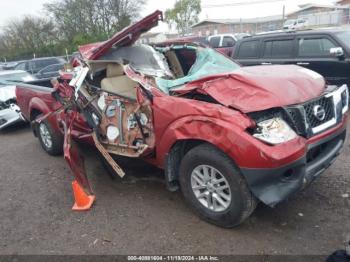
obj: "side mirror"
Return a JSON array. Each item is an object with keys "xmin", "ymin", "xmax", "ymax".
[{"xmin": 330, "ymin": 47, "xmax": 344, "ymax": 58}]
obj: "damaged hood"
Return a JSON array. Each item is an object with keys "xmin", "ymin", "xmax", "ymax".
[
  {"xmin": 180, "ymin": 65, "xmax": 325, "ymax": 113},
  {"xmin": 79, "ymin": 10, "xmax": 163, "ymax": 60},
  {"xmin": 0, "ymin": 85, "xmax": 16, "ymax": 102}
]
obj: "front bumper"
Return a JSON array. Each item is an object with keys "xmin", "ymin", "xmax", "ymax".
[
  {"xmin": 241, "ymin": 124, "xmax": 347, "ymax": 207},
  {"xmin": 0, "ymin": 104, "xmax": 26, "ymax": 130}
]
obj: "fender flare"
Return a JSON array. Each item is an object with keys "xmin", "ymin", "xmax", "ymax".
[
  {"xmin": 29, "ymin": 97, "xmax": 60, "ymax": 136},
  {"xmin": 156, "ymin": 115, "xmax": 247, "ymax": 167},
  {"xmin": 29, "ymin": 97, "xmax": 52, "ymax": 119}
]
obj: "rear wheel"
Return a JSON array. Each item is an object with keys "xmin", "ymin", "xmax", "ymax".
[
  {"xmin": 36, "ymin": 117, "xmax": 63, "ymax": 156},
  {"xmin": 179, "ymin": 143, "xmax": 257, "ymax": 228}
]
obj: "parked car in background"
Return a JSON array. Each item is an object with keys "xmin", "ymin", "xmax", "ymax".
[
  {"xmin": 2, "ymin": 61, "xmax": 23, "ymax": 70},
  {"xmin": 14, "ymin": 57, "xmax": 66, "ymax": 74},
  {"xmin": 0, "ymin": 70, "xmax": 36, "ymax": 130},
  {"xmin": 232, "ymin": 28, "xmax": 350, "ymax": 89},
  {"xmin": 283, "ymin": 18, "xmax": 309, "ymax": 30},
  {"xmin": 16, "ymin": 11, "xmax": 349, "ymax": 228},
  {"xmin": 208, "ymin": 33, "xmax": 250, "ymax": 56},
  {"xmin": 35, "ymin": 63, "xmax": 65, "ymax": 79}
]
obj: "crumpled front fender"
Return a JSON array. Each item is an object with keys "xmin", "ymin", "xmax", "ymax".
[{"xmin": 156, "ymin": 115, "xmax": 251, "ymax": 167}]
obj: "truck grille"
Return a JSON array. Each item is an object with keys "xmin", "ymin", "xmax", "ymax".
[
  {"xmin": 303, "ymin": 96, "xmax": 334, "ymax": 128},
  {"xmin": 248, "ymin": 85, "xmax": 348, "ymax": 139},
  {"xmin": 283, "ymin": 85, "xmax": 348, "ymax": 138}
]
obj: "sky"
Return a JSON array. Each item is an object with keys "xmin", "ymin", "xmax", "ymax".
[{"xmin": 0, "ymin": 0, "xmax": 338, "ymax": 32}]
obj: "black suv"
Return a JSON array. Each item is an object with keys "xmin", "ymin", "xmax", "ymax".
[
  {"xmin": 232, "ymin": 28, "xmax": 350, "ymax": 88},
  {"xmin": 14, "ymin": 57, "xmax": 66, "ymax": 74}
]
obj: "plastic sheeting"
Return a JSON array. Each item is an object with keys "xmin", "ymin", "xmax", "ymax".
[{"xmin": 156, "ymin": 47, "xmax": 240, "ymax": 94}]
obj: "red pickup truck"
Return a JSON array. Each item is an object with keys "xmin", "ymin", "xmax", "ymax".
[{"xmin": 16, "ymin": 11, "xmax": 349, "ymax": 228}]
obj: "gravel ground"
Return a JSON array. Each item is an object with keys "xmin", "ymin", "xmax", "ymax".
[{"xmin": 0, "ymin": 123, "xmax": 349, "ymax": 256}]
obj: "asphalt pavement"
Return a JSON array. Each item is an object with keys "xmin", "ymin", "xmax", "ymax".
[{"xmin": 0, "ymin": 123, "xmax": 349, "ymax": 256}]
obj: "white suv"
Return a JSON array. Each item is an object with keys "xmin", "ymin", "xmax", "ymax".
[{"xmin": 283, "ymin": 18, "xmax": 309, "ymax": 30}]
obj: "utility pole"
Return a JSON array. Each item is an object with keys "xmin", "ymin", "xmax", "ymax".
[{"xmin": 282, "ymin": 4, "xmax": 286, "ymax": 29}]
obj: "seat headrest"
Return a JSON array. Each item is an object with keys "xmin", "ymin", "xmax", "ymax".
[{"xmin": 106, "ymin": 64, "xmax": 124, "ymax": 78}]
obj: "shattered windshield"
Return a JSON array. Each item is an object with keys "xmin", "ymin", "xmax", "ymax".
[
  {"xmin": 156, "ymin": 47, "xmax": 240, "ymax": 94},
  {"xmin": 99, "ymin": 44, "xmax": 173, "ymax": 78}
]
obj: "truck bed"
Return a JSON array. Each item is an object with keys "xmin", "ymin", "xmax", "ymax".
[{"xmin": 16, "ymin": 78, "xmax": 58, "ymax": 121}]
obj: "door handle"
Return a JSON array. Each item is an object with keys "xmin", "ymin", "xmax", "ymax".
[
  {"xmin": 297, "ymin": 62, "xmax": 310, "ymax": 65},
  {"xmin": 261, "ymin": 62, "xmax": 272, "ymax": 65}
]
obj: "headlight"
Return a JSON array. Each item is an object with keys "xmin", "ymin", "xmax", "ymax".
[{"xmin": 252, "ymin": 118, "xmax": 297, "ymax": 145}]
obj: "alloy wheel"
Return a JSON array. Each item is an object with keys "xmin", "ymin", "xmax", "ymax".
[{"xmin": 190, "ymin": 165, "xmax": 231, "ymax": 212}]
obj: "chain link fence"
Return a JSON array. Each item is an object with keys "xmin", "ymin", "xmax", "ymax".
[{"xmin": 299, "ymin": 9, "xmax": 350, "ymax": 28}]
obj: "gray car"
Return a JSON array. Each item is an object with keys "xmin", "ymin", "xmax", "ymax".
[
  {"xmin": 35, "ymin": 63, "xmax": 64, "ymax": 79},
  {"xmin": 14, "ymin": 57, "xmax": 66, "ymax": 74}
]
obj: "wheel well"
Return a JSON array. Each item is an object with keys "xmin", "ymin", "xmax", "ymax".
[
  {"xmin": 30, "ymin": 109, "xmax": 42, "ymax": 136},
  {"xmin": 30, "ymin": 109, "xmax": 42, "ymax": 121},
  {"xmin": 164, "ymin": 139, "xmax": 207, "ymax": 191}
]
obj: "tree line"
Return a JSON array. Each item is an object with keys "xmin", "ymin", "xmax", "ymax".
[
  {"xmin": 0, "ymin": 0, "xmax": 145, "ymax": 61},
  {"xmin": 0, "ymin": 0, "xmax": 202, "ymax": 62}
]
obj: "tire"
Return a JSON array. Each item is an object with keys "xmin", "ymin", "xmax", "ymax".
[
  {"xmin": 179, "ymin": 143, "xmax": 257, "ymax": 228},
  {"xmin": 35, "ymin": 116, "xmax": 63, "ymax": 156}
]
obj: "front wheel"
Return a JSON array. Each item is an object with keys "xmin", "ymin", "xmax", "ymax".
[
  {"xmin": 179, "ymin": 144, "xmax": 257, "ymax": 228},
  {"xmin": 36, "ymin": 117, "xmax": 63, "ymax": 156}
]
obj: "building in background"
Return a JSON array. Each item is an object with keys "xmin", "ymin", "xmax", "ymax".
[
  {"xmin": 191, "ymin": 2, "xmax": 350, "ymax": 36},
  {"xmin": 191, "ymin": 15, "xmax": 283, "ymax": 36},
  {"xmin": 337, "ymin": 0, "xmax": 350, "ymax": 6},
  {"xmin": 287, "ymin": 3, "xmax": 350, "ymax": 26}
]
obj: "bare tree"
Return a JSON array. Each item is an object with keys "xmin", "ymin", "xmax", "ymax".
[
  {"xmin": 0, "ymin": 0, "xmax": 146, "ymax": 60},
  {"xmin": 44, "ymin": 0, "xmax": 146, "ymax": 43},
  {"xmin": 0, "ymin": 15, "xmax": 58, "ymax": 60}
]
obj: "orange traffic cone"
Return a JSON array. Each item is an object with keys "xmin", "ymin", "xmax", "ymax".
[{"xmin": 71, "ymin": 180, "xmax": 96, "ymax": 211}]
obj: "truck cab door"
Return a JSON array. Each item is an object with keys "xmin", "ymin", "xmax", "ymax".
[
  {"xmin": 233, "ymin": 40, "xmax": 261, "ymax": 66},
  {"xmin": 259, "ymin": 37, "xmax": 296, "ymax": 66},
  {"xmin": 295, "ymin": 35, "xmax": 349, "ymax": 86},
  {"xmin": 78, "ymin": 65, "xmax": 156, "ymax": 159}
]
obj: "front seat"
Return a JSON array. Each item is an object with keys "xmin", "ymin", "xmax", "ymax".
[{"xmin": 101, "ymin": 64, "xmax": 138, "ymax": 100}]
